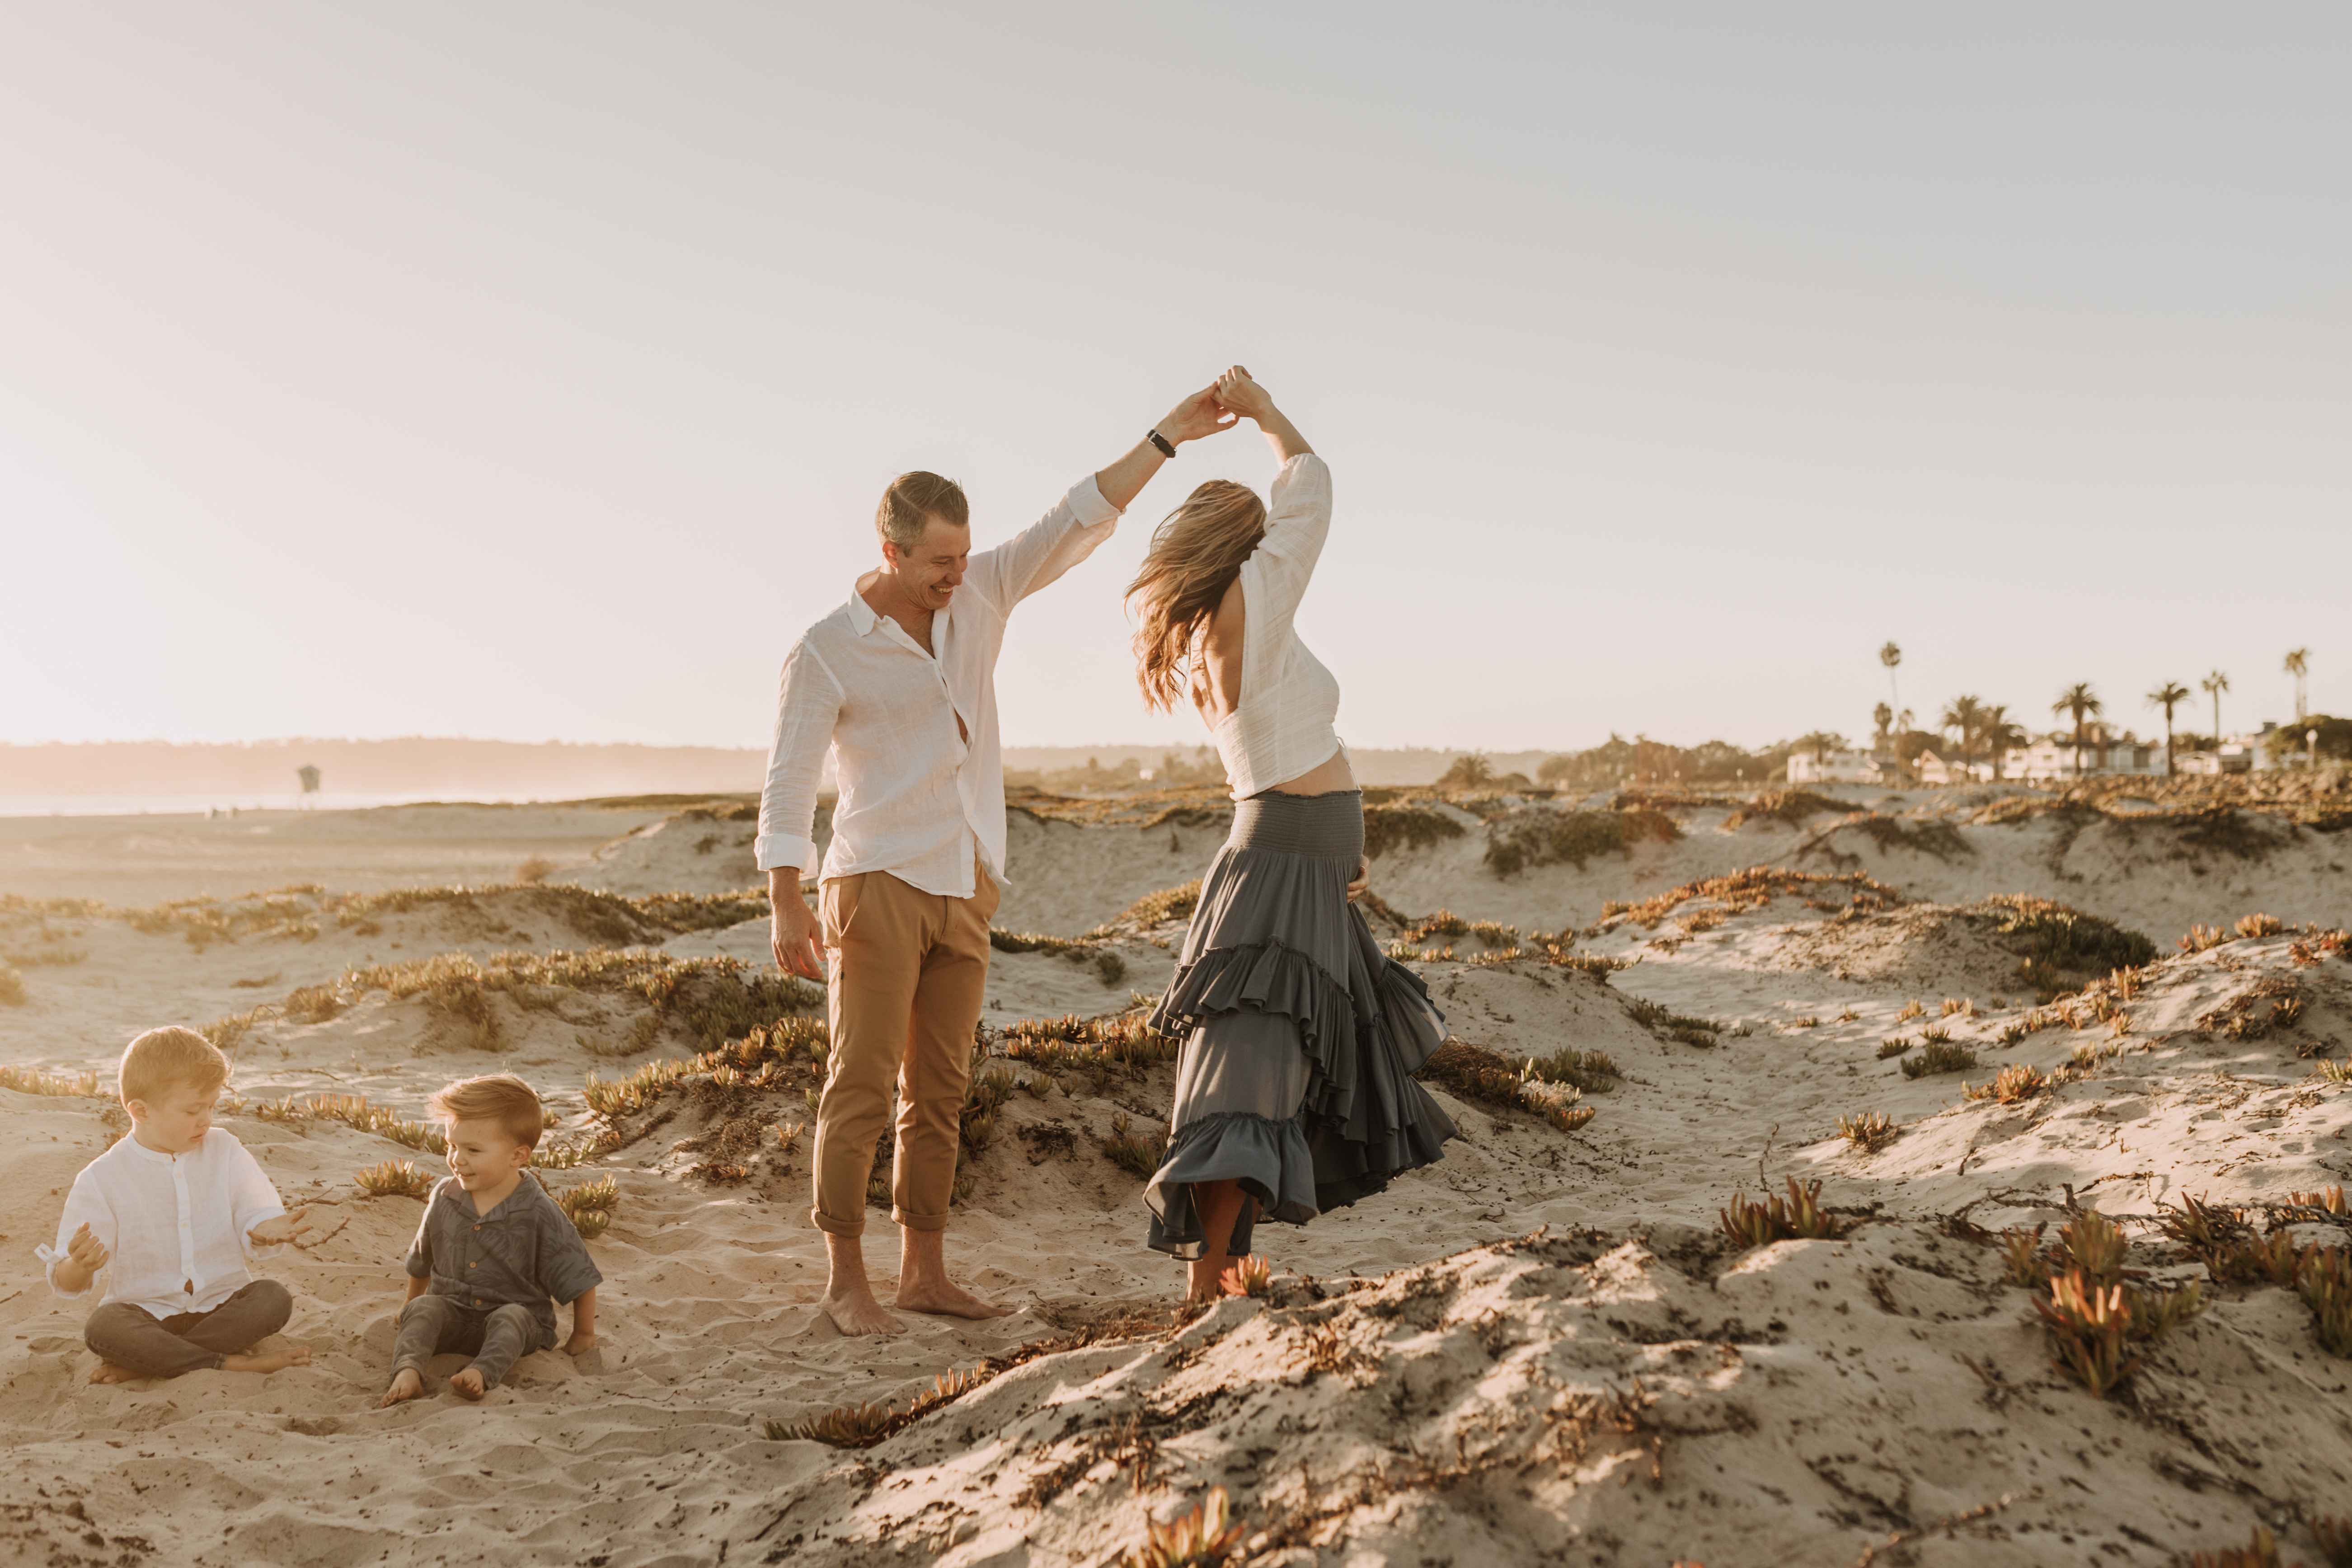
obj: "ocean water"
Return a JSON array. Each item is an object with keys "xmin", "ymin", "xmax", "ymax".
[{"xmin": 0, "ymin": 794, "xmax": 531, "ymax": 819}]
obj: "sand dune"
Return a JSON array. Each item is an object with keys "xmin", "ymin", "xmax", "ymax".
[{"xmin": 4, "ymin": 787, "xmax": 2351, "ymax": 1565}]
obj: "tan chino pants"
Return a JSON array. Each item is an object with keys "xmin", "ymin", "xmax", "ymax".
[{"xmin": 812, "ymin": 859, "xmax": 999, "ymax": 1237}]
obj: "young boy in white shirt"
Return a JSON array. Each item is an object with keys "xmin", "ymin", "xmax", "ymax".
[{"xmin": 40, "ymin": 1027, "xmax": 314, "ymax": 1383}]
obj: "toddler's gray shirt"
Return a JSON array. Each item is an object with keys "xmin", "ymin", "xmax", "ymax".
[{"xmin": 404, "ymin": 1175, "xmax": 602, "ymax": 1346}]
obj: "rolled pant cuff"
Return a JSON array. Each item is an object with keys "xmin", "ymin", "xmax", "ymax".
[
  {"xmin": 810, "ymin": 1207, "xmax": 866, "ymax": 1238},
  {"xmin": 891, "ymin": 1206, "xmax": 950, "ymax": 1232}
]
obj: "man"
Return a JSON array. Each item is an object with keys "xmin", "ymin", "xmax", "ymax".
[{"xmin": 760, "ymin": 385, "xmax": 1235, "ymax": 1335}]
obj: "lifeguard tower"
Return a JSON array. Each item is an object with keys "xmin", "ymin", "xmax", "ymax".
[{"xmin": 296, "ymin": 764, "xmax": 321, "ymax": 810}]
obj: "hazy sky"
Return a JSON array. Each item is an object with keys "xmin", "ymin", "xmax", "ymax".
[{"xmin": 3, "ymin": 5, "xmax": 2345, "ymax": 755}]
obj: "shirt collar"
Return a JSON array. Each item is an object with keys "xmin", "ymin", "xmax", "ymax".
[
  {"xmin": 845, "ymin": 587, "xmax": 882, "ymax": 636},
  {"xmin": 120, "ymin": 1131, "xmax": 208, "ymax": 1164}
]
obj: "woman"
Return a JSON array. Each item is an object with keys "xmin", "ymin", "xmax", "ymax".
[{"xmin": 1127, "ymin": 365, "xmax": 1456, "ymax": 1302}]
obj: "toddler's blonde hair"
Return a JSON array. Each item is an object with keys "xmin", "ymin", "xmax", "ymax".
[
  {"xmin": 427, "ymin": 1073, "xmax": 545, "ymax": 1149},
  {"xmin": 118, "ymin": 1026, "xmax": 231, "ymax": 1107}
]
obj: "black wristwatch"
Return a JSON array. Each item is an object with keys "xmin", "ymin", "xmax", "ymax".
[{"xmin": 1147, "ymin": 429, "xmax": 1177, "ymax": 459}]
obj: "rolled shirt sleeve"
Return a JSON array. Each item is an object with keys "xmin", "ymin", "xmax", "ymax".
[
  {"xmin": 403, "ymin": 1184, "xmax": 443, "ymax": 1279},
  {"xmin": 37, "ymin": 1172, "xmax": 113, "ymax": 1300},
  {"xmin": 535, "ymin": 1203, "xmax": 604, "ymax": 1307},
  {"xmin": 756, "ymin": 639, "xmax": 845, "ymax": 874},
  {"xmin": 229, "ymin": 1143, "xmax": 290, "ymax": 1261}
]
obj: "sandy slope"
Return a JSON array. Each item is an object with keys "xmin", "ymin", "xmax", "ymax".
[{"xmin": 4, "ymin": 798, "xmax": 2352, "ymax": 1565}]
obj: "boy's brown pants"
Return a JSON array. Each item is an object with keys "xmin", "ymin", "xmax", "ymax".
[{"xmin": 812, "ymin": 860, "xmax": 999, "ymax": 1237}]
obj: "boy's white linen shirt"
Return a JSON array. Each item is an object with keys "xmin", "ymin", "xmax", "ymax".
[
  {"xmin": 38, "ymin": 1128, "xmax": 290, "ymax": 1316},
  {"xmin": 756, "ymin": 474, "xmax": 1122, "ymax": 897}
]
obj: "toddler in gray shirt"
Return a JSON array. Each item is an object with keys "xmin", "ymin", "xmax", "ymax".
[{"xmin": 378, "ymin": 1075, "xmax": 601, "ymax": 1406}]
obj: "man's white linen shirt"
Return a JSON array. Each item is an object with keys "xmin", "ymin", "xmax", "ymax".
[
  {"xmin": 756, "ymin": 474, "xmax": 1122, "ymax": 897},
  {"xmin": 39, "ymin": 1129, "xmax": 291, "ymax": 1316}
]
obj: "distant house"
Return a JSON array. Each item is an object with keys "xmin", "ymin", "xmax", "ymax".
[
  {"xmin": 2178, "ymin": 727, "xmax": 2277, "ymax": 776},
  {"xmin": 1786, "ymin": 750, "xmax": 1887, "ymax": 785},
  {"xmin": 1999, "ymin": 729, "xmax": 2166, "ymax": 782},
  {"xmin": 1913, "ymin": 750, "xmax": 1993, "ymax": 786}
]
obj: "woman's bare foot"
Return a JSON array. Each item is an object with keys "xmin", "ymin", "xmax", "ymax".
[
  {"xmin": 376, "ymin": 1368, "xmax": 425, "ymax": 1408},
  {"xmin": 222, "ymin": 1347, "xmax": 311, "ymax": 1376},
  {"xmin": 448, "ymin": 1366, "xmax": 487, "ymax": 1401},
  {"xmin": 895, "ymin": 1277, "xmax": 1011, "ymax": 1320},
  {"xmin": 88, "ymin": 1361, "xmax": 142, "ymax": 1385},
  {"xmin": 821, "ymin": 1283, "xmax": 903, "ymax": 1336}
]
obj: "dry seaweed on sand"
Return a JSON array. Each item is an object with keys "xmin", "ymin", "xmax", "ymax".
[
  {"xmin": 1591, "ymin": 867, "xmax": 1900, "ymax": 936},
  {"xmin": 1963, "ymin": 894, "xmax": 2159, "ymax": 1000},
  {"xmin": 1361, "ymin": 801, "xmax": 1467, "ymax": 860},
  {"xmin": 1483, "ymin": 803, "xmax": 1681, "ymax": 877},
  {"xmin": 998, "ymin": 1012, "xmax": 1178, "ymax": 1082},
  {"xmin": 1723, "ymin": 789, "xmax": 1849, "ymax": 830},
  {"xmin": 354, "ymin": 1159, "xmax": 435, "ymax": 1198},
  {"xmin": 1417, "ymin": 1039, "xmax": 1598, "ymax": 1130},
  {"xmin": 1099, "ymin": 1112, "xmax": 1168, "ymax": 1178},
  {"xmin": 1900, "ymin": 1039, "xmax": 1976, "ymax": 1079},
  {"xmin": 341, "ymin": 947, "xmax": 821, "ymax": 1056},
  {"xmin": 1719, "ymin": 1178, "xmax": 1844, "ymax": 1247},
  {"xmin": 1836, "ymin": 1111, "xmax": 1896, "ymax": 1154},
  {"xmin": 1622, "ymin": 995, "xmax": 1721, "ymax": 1048},
  {"xmin": 2024, "ymin": 1210, "xmax": 2206, "ymax": 1399},
  {"xmin": 0, "ymin": 1063, "xmax": 104, "ymax": 1097},
  {"xmin": 765, "ymin": 1367, "xmax": 991, "ymax": 1449}
]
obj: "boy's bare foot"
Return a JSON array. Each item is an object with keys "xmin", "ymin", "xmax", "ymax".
[
  {"xmin": 448, "ymin": 1366, "xmax": 487, "ymax": 1401},
  {"xmin": 88, "ymin": 1361, "xmax": 141, "ymax": 1385},
  {"xmin": 821, "ymin": 1284, "xmax": 903, "ymax": 1337},
  {"xmin": 222, "ymin": 1347, "xmax": 311, "ymax": 1376},
  {"xmin": 895, "ymin": 1278, "xmax": 1012, "ymax": 1320},
  {"xmin": 376, "ymin": 1368, "xmax": 425, "ymax": 1408}
]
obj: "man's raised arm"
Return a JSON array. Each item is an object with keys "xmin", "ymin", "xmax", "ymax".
[
  {"xmin": 758, "ymin": 641, "xmax": 841, "ymax": 980},
  {"xmin": 964, "ymin": 385, "xmax": 1237, "ymax": 610}
]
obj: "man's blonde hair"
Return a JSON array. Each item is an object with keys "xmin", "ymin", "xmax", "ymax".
[
  {"xmin": 874, "ymin": 470, "xmax": 969, "ymax": 554},
  {"xmin": 427, "ymin": 1073, "xmax": 545, "ymax": 1149},
  {"xmin": 119, "ymin": 1026, "xmax": 232, "ymax": 1106}
]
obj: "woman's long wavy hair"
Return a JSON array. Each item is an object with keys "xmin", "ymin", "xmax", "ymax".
[{"xmin": 1125, "ymin": 480, "xmax": 1268, "ymax": 713}]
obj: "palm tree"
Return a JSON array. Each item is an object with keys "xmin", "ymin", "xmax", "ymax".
[
  {"xmin": 1939, "ymin": 695, "xmax": 1987, "ymax": 775},
  {"xmin": 2052, "ymin": 683, "xmax": 2104, "ymax": 778},
  {"xmin": 2146, "ymin": 681, "xmax": 2191, "ymax": 778},
  {"xmin": 1797, "ymin": 731, "xmax": 1845, "ymax": 764},
  {"xmin": 2286, "ymin": 648, "xmax": 2310, "ymax": 723},
  {"xmin": 1879, "ymin": 642, "xmax": 1902, "ymax": 716},
  {"xmin": 1439, "ymin": 753, "xmax": 1493, "ymax": 789},
  {"xmin": 1981, "ymin": 706, "xmax": 2025, "ymax": 779},
  {"xmin": 2202, "ymin": 669, "xmax": 2230, "ymax": 748},
  {"xmin": 1872, "ymin": 703, "xmax": 1893, "ymax": 756}
]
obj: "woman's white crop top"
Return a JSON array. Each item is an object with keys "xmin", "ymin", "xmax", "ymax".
[{"xmin": 1207, "ymin": 454, "xmax": 1343, "ymax": 799}]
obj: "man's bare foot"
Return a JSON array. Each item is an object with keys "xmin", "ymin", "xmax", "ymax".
[
  {"xmin": 822, "ymin": 1285, "xmax": 903, "ymax": 1336},
  {"xmin": 221, "ymin": 1347, "xmax": 312, "ymax": 1376},
  {"xmin": 448, "ymin": 1366, "xmax": 487, "ymax": 1400},
  {"xmin": 376, "ymin": 1368, "xmax": 425, "ymax": 1408},
  {"xmin": 895, "ymin": 1277, "xmax": 1012, "ymax": 1320},
  {"xmin": 88, "ymin": 1361, "xmax": 141, "ymax": 1385}
]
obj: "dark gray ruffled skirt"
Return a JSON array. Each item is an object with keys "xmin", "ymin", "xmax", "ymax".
[{"xmin": 1143, "ymin": 789, "xmax": 1457, "ymax": 1259}]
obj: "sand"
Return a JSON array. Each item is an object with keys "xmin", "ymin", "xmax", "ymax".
[{"xmin": 2, "ymin": 789, "xmax": 2350, "ymax": 1565}]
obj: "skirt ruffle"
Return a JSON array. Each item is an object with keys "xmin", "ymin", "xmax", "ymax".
[{"xmin": 1144, "ymin": 1110, "xmax": 1318, "ymax": 1258}]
